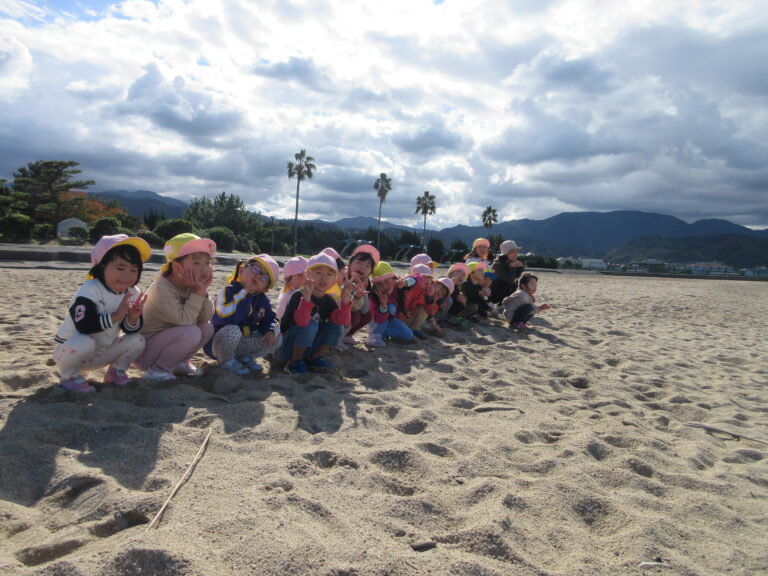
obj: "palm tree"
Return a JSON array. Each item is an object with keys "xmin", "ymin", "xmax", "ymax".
[
  {"xmin": 287, "ymin": 149, "xmax": 316, "ymax": 255},
  {"xmin": 415, "ymin": 190, "xmax": 436, "ymax": 250},
  {"xmin": 373, "ymin": 172, "xmax": 392, "ymax": 249},
  {"xmin": 481, "ymin": 205, "xmax": 498, "ymax": 230}
]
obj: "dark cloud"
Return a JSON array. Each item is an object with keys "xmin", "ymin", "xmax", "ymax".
[
  {"xmin": 392, "ymin": 114, "xmax": 467, "ymax": 156},
  {"xmin": 252, "ymin": 57, "xmax": 335, "ymax": 92}
]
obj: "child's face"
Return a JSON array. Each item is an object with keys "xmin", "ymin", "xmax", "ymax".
[
  {"xmin": 522, "ymin": 278, "xmax": 538, "ymax": 295},
  {"xmin": 475, "ymin": 244, "xmax": 489, "ymax": 257},
  {"xmin": 103, "ymin": 255, "xmax": 139, "ymax": 293},
  {"xmin": 349, "ymin": 258, "xmax": 372, "ymax": 281},
  {"xmin": 240, "ymin": 262, "xmax": 270, "ymax": 294},
  {"xmin": 178, "ymin": 253, "xmax": 213, "ymax": 286},
  {"xmin": 434, "ymin": 283, "xmax": 449, "ymax": 300},
  {"xmin": 288, "ymin": 272, "xmax": 306, "ymax": 290},
  {"xmin": 374, "ymin": 277, "xmax": 395, "ymax": 295},
  {"xmin": 448, "ymin": 271, "xmax": 466, "ymax": 285},
  {"xmin": 469, "ymin": 269, "xmax": 484, "ymax": 283},
  {"xmin": 482, "ymin": 275, "xmax": 493, "ymax": 287},
  {"xmin": 308, "ymin": 266, "xmax": 336, "ymax": 295}
]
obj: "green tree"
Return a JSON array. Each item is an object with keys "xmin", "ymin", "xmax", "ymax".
[
  {"xmin": 481, "ymin": 205, "xmax": 498, "ymax": 230},
  {"xmin": 154, "ymin": 218, "xmax": 195, "ymax": 241},
  {"xmin": 287, "ymin": 149, "xmax": 316, "ymax": 255},
  {"xmin": 11, "ymin": 160, "xmax": 95, "ymax": 224},
  {"xmin": 373, "ymin": 172, "xmax": 392, "ymax": 249},
  {"xmin": 415, "ymin": 190, "xmax": 436, "ymax": 249}
]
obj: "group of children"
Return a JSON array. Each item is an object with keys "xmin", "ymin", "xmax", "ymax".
[{"xmin": 54, "ymin": 233, "xmax": 551, "ymax": 392}]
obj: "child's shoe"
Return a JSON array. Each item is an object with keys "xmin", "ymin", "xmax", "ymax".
[
  {"xmin": 174, "ymin": 361, "xmax": 203, "ymax": 377},
  {"xmin": 412, "ymin": 329, "xmax": 428, "ymax": 340},
  {"xmin": 284, "ymin": 360, "xmax": 308, "ymax": 375},
  {"xmin": 307, "ymin": 356, "xmax": 335, "ymax": 374},
  {"xmin": 238, "ymin": 356, "xmax": 263, "ymax": 373},
  {"xmin": 342, "ymin": 335, "xmax": 357, "ymax": 345},
  {"xmin": 60, "ymin": 375, "xmax": 95, "ymax": 393},
  {"xmin": 220, "ymin": 358, "xmax": 249, "ymax": 376},
  {"xmin": 103, "ymin": 367, "xmax": 131, "ymax": 387},
  {"xmin": 511, "ymin": 322, "xmax": 530, "ymax": 331},
  {"xmin": 143, "ymin": 368, "xmax": 176, "ymax": 382},
  {"xmin": 365, "ymin": 335, "xmax": 386, "ymax": 347}
]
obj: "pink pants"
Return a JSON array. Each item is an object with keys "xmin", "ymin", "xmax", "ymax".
[
  {"xmin": 134, "ymin": 322, "xmax": 214, "ymax": 373},
  {"xmin": 54, "ymin": 333, "xmax": 145, "ymax": 380}
]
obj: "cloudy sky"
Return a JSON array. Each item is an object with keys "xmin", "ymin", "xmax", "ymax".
[{"xmin": 1, "ymin": 0, "xmax": 767, "ymax": 230}]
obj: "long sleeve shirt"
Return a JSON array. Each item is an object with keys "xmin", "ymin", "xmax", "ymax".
[{"xmin": 140, "ymin": 275, "xmax": 213, "ymax": 338}]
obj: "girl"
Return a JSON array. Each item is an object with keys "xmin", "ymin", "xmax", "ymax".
[
  {"xmin": 430, "ymin": 277, "xmax": 454, "ymax": 332},
  {"xmin": 446, "ymin": 262, "xmax": 470, "ymax": 327},
  {"xmin": 465, "ymin": 238, "xmax": 494, "ymax": 266},
  {"xmin": 366, "ymin": 261, "xmax": 414, "ymax": 347},
  {"xmin": 276, "ymin": 252, "xmax": 353, "ymax": 374},
  {"xmin": 135, "ymin": 233, "xmax": 217, "ymax": 381},
  {"xmin": 402, "ymin": 263, "xmax": 439, "ymax": 339},
  {"xmin": 54, "ymin": 234, "xmax": 150, "ymax": 393},
  {"xmin": 490, "ymin": 240, "xmax": 526, "ymax": 306},
  {"xmin": 276, "ymin": 256, "xmax": 308, "ymax": 320},
  {"xmin": 205, "ymin": 254, "xmax": 280, "ymax": 375},
  {"xmin": 460, "ymin": 261, "xmax": 491, "ymax": 320},
  {"xmin": 343, "ymin": 244, "xmax": 379, "ymax": 344},
  {"xmin": 502, "ymin": 272, "xmax": 552, "ymax": 330}
]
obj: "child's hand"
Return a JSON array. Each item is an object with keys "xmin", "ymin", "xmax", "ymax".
[
  {"xmin": 374, "ymin": 285, "xmax": 388, "ymax": 304},
  {"xmin": 339, "ymin": 270, "xmax": 355, "ymax": 303},
  {"xmin": 302, "ymin": 278, "xmax": 316, "ymax": 301},
  {"xmin": 127, "ymin": 292, "xmax": 147, "ymax": 324},
  {"xmin": 480, "ymin": 287, "xmax": 490, "ymax": 297},
  {"xmin": 540, "ymin": 303, "xmax": 551, "ymax": 311},
  {"xmin": 263, "ymin": 331, "xmax": 277, "ymax": 347},
  {"xmin": 184, "ymin": 268, "xmax": 208, "ymax": 296},
  {"xmin": 457, "ymin": 294, "xmax": 467, "ymax": 305},
  {"xmin": 112, "ymin": 292, "xmax": 133, "ymax": 324},
  {"xmin": 395, "ymin": 278, "xmax": 407, "ymax": 289}
]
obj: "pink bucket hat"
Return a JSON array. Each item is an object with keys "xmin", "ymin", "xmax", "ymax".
[
  {"xmin": 247, "ymin": 254, "xmax": 280, "ymax": 289},
  {"xmin": 283, "ymin": 256, "xmax": 308, "ymax": 279},
  {"xmin": 308, "ymin": 252, "xmax": 338, "ymax": 271},
  {"xmin": 352, "ymin": 244, "xmax": 380, "ymax": 265},
  {"xmin": 410, "ymin": 253, "xmax": 438, "ymax": 269},
  {"xmin": 437, "ymin": 277, "xmax": 454, "ymax": 293},
  {"xmin": 447, "ymin": 262, "xmax": 470, "ymax": 276},
  {"xmin": 91, "ymin": 234, "xmax": 151, "ymax": 266},
  {"xmin": 322, "ymin": 247, "xmax": 342, "ymax": 261},
  {"xmin": 411, "ymin": 264, "xmax": 434, "ymax": 277},
  {"xmin": 472, "ymin": 238, "xmax": 491, "ymax": 249}
]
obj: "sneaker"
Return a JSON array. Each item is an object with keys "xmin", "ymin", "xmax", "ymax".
[
  {"xmin": 284, "ymin": 360, "xmax": 308, "ymax": 375},
  {"xmin": 342, "ymin": 335, "xmax": 356, "ymax": 345},
  {"xmin": 238, "ymin": 356, "xmax": 263, "ymax": 373},
  {"xmin": 365, "ymin": 336, "xmax": 386, "ymax": 347},
  {"xmin": 307, "ymin": 356, "xmax": 335, "ymax": 373},
  {"xmin": 412, "ymin": 329, "xmax": 428, "ymax": 340},
  {"xmin": 103, "ymin": 366, "xmax": 131, "ymax": 387},
  {"xmin": 60, "ymin": 375, "xmax": 95, "ymax": 393},
  {"xmin": 143, "ymin": 368, "xmax": 176, "ymax": 382},
  {"xmin": 220, "ymin": 358, "xmax": 249, "ymax": 376},
  {"xmin": 174, "ymin": 361, "xmax": 203, "ymax": 377},
  {"xmin": 512, "ymin": 322, "xmax": 530, "ymax": 331}
]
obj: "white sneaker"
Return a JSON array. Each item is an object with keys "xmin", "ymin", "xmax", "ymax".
[
  {"xmin": 174, "ymin": 361, "xmax": 203, "ymax": 376},
  {"xmin": 365, "ymin": 336, "xmax": 386, "ymax": 348},
  {"xmin": 144, "ymin": 367, "xmax": 176, "ymax": 381}
]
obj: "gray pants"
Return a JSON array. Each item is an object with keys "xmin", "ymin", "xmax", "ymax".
[{"xmin": 212, "ymin": 325, "xmax": 276, "ymax": 363}]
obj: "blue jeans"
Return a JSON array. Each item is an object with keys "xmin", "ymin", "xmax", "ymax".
[
  {"xmin": 370, "ymin": 318, "xmax": 413, "ymax": 341},
  {"xmin": 510, "ymin": 303, "xmax": 535, "ymax": 324},
  {"xmin": 276, "ymin": 320, "xmax": 344, "ymax": 362}
]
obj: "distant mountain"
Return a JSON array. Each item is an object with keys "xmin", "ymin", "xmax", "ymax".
[
  {"xmin": 90, "ymin": 190, "xmax": 188, "ymax": 219},
  {"xmin": 604, "ymin": 234, "xmax": 768, "ymax": 268}
]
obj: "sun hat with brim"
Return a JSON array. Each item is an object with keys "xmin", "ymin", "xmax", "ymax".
[
  {"xmin": 308, "ymin": 252, "xmax": 337, "ymax": 272},
  {"xmin": 472, "ymin": 238, "xmax": 491, "ymax": 249},
  {"xmin": 437, "ymin": 277, "xmax": 455, "ymax": 293},
  {"xmin": 467, "ymin": 261, "xmax": 487, "ymax": 274},
  {"xmin": 352, "ymin": 244, "xmax": 380, "ymax": 265},
  {"xmin": 500, "ymin": 240, "xmax": 522, "ymax": 255},
  {"xmin": 161, "ymin": 233, "xmax": 216, "ymax": 273},
  {"xmin": 447, "ymin": 262, "xmax": 470, "ymax": 276},
  {"xmin": 283, "ymin": 256, "xmax": 308, "ymax": 279},
  {"xmin": 246, "ymin": 254, "xmax": 280, "ymax": 289},
  {"xmin": 91, "ymin": 234, "xmax": 151, "ymax": 267},
  {"xmin": 372, "ymin": 261, "xmax": 396, "ymax": 282},
  {"xmin": 411, "ymin": 264, "xmax": 434, "ymax": 277},
  {"xmin": 322, "ymin": 247, "xmax": 342, "ymax": 261},
  {"xmin": 410, "ymin": 253, "xmax": 438, "ymax": 269},
  {"xmin": 483, "ymin": 271, "xmax": 497, "ymax": 280}
]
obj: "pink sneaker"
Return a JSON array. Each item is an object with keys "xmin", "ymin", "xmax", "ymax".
[
  {"xmin": 60, "ymin": 375, "xmax": 95, "ymax": 393},
  {"xmin": 104, "ymin": 367, "xmax": 131, "ymax": 387}
]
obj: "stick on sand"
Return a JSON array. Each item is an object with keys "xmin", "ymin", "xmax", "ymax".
[
  {"xmin": 683, "ymin": 422, "xmax": 768, "ymax": 446},
  {"xmin": 148, "ymin": 427, "xmax": 213, "ymax": 530}
]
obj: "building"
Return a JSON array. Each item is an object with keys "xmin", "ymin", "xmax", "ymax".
[{"xmin": 57, "ymin": 218, "xmax": 88, "ymax": 238}]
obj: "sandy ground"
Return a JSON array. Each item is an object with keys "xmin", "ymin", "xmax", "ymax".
[{"xmin": 0, "ymin": 266, "xmax": 766, "ymax": 576}]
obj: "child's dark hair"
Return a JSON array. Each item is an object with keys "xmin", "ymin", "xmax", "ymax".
[
  {"xmin": 349, "ymin": 251, "xmax": 375, "ymax": 268},
  {"xmin": 519, "ymin": 272, "xmax": 538, "ymax": 287},
  {"xmin": 464, "ymin": 248, "xmax": 496, "ymax": 262},
  {"xmin": 90, "ymin": 245, "xmax": 144, "ymax": 286}
]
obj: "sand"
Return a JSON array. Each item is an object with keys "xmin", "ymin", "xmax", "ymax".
[{"xmin": 0, "ymin": 265, "xmax": 766, "ymax": 575}]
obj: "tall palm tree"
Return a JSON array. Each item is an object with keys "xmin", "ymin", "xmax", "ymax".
[
  {"xmin": 415, "ymin": 190, "xmax": 436, "ymax": 250},
  {"xmin": 482, "ymin": 205, "xmax": 498, "ymax": 230},
  {"xmin": 287, "ymin": 149, "xmax": 316, "ymax": 255},
  {"xmin": 373, "ymin": 172, "xmax": 392, "ymax": 249}
]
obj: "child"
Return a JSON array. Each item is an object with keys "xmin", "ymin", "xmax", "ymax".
[
  {"xmin": 460, "ymin": 261, "xmax": 491, "ymax": 321},
  {"xmin": 502, "ymin": 272, "xmax": 552, "ymax": 330},
  {"xmin": 490, "ymin": 240, "xmax": 526, "ymax": 306},
  {"xmin": 410, "ymin": 253, "xmax": 439, "ymax": 272},
  {"xmin": 402, "ymin": 263, "xmax": 439, "ymax": 339},
  {"xmin": 366, "ymin": 261, "xmax": 414, "ymax": 347},
  {"xmin": 205, "ymin": 254, "xmax": 280, "ymax": 375},
  {"xmin": 446, "ymin": 262, "xmax": 471, "ymax": 328},
  {"xmin": 277, "ymin": 256, "xmax": 308, "ymax": 320},
  {"xmin": 276, "ymin": 252, "xmax": 353, "ymax": 374},
  {"xmin": 135, "ymin": 233, "xmax": 217, "ymax": 381},
  {"xmin": 465, "ymin": 238, "xmax": 494, "ymax": 266},
  {"xmin": 54, "ymin": 234, "xmax": 151, "ymax": 393},
  {"xmin": 431, "ymin": 277, "xmax": 454, "ymax": 330},
  {"xmin": 344, "ymin": 244, "xmax": 380, "ymax": 343}
]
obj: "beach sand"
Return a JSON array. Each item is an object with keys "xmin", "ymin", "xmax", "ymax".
[{"xmin": 0, "ymin": 267, "xmax": 766, "ymax": 575}]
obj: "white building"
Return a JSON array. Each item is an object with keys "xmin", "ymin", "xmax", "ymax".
[{"xmin": 579, "ymin": 258, "xmax": 606, "ymax": 270}]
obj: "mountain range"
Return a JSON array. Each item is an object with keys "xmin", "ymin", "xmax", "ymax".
[{"xmin": 94, "ymin": 190, "xmax": 768, "ymax": 264}]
